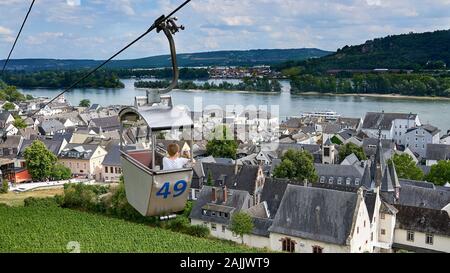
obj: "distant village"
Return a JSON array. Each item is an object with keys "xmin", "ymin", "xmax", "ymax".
[{"xmin": 0, "ymin": 95, "xmax": 449, "ymax": 253}]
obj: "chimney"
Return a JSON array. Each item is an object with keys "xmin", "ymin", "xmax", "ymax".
[
  {"xmin": 211, "ymin": 187, "xmax": 217, "ymax": 202},
  {"xmin": 222, "ymin": 186, "xmax": 228, "ymax": 204}
]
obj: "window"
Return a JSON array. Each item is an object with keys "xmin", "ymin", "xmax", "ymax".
[
  {"xmin": 281, "ymin": 238, "xmax": 296, "ymax": 253},
  {"xmin": 364, "ymin": 220, "xmax": 366, "ymax": 227},
  {"xmin": 211, "ymin": 211, "xmax": 216, "ymax": 216},
  {"xmin": 371, "ymin": 232, "xmax": 373, "ymax": 241},
  {"xmin": 346, "ymin": 178, "xmax": 351, "ymax": 185},
  {"xmin": 426, "ymin": 234, "xmax": 434, "ymax": 245},
  {"xmin": 202, "ymin": 209, "xmax": 207, "ymax": 215},
  {"xmin": 224, "ymin": 213, "xmax": 229, "ymax": 218},
  {"xmin": 381, "ymin": 229, "xmax": 386, "ymax": 235},
  {"xmin": 110, "ymin": 167, "xmax": 114, "ymax": 173},
  {"xmin": 328, "ymin": 177, "xmax": 334, "ymax": 184},
  {"xmin": 337, "ymin": 177, "xmax": 343, "ymax": 185},
  {"xmin": 222, "ymin": 225, "xmax": 226, "ymax": 233},
  {"xmin": 312, "ymin": 246, "xmax": 323, "ymax": 253},
  {"xmin": 357, "ymin": 227, "xmax": 359, "ymax": 234},
  {"xmin": 407, "ymin": 230, "xmax": 415, "ymax": 242},
  {"xmin": 324, "ymin": 147, "xmax": 330, "ymax": 157},
  {"xmin": 355, "ymin": 178, "xmax": 360, "ymax": 186},
  {"xmin": 211, "ymin": 223, "xmax": 217, "ymax": 231},
  {"xmin": 320, "ymin": 176, "xmax": 325, "ymax": 184},
  {"xmin": 380, "ymin": 213, "xmax": 385, "ymax": 219}
]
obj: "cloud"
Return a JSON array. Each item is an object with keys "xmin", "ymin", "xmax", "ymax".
[
  {"xmin": 25, "ymin": 32, "xmax": 64, "ymax": 45},
  {"xmin": 1, "ymin": 0, "xmax": 450, "ymax": 58}
]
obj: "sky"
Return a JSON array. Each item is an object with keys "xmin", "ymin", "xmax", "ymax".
[{"xmin": 0, "ymin": 0, "xmax": 449, "ymax": 60}]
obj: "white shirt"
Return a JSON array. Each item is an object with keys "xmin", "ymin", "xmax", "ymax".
[{"xmin": 163, "ymin": 157, "xmax": 189, "ymax": 170}]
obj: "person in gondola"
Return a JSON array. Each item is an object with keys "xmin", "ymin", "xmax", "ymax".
[{"xmin": 163, "ymin": 143, "xmax": 193, "ymax": 170}]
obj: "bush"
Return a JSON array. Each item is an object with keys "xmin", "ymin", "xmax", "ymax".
[
  {"xmin": 24, "ymin": 197, "xmax": 60, "ymax": 208},
  {"xmin": 62, "ymin": 183, "xmax": 98, "ymax": 210},
  {"xmin": 184, "ymin": 225, "xmax": 210, "ymax": 238},
  {"xmin": 1, "ymin": 180, "xmax": 8, "ymax": 194},
  {"xmin": 166, "ymin": 217, "xmax": 190, "ymax": 232}
]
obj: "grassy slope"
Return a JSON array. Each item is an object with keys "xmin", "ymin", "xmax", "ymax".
[
  {"xmin": 0, "ymin": 188, "xmax": 64, "ymax": 207},
  {"xmin": 0, "ymin": 206, "xmax": 260, "ymax": 253}
]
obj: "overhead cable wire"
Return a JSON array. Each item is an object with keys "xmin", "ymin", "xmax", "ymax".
[
  {"xmin": 29, "ymin": 0, "xmax": 192, "ymax": 118},
  {"xmin": 1, "ymin": 0, "xmax": 36, "ymax": 76}
]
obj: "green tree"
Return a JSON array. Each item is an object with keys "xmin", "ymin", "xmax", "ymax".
[
  {"xmin": 26, "ymin": 94, "xmax": 34, "ymax": 100},
  {"xmin": 389, "ymin": 154, "xmax": 424, "ymax": 181},
  {"xmin": 13, "ymin": 116, "xmax": 27, "ymax": 129},
  {"xmin": 79, "ymin": 99, "xmax": 91, "ymax": 107},
  {"xmin": 206, "ymin": 125, "xmax": 238, "ymax": 159},
  {"xmin": 51, "ymin": 163, "xmax": 72, "ymax": 181},
  {"xmin": 229, "ymin": 212, "xmax": 254, "ymax": 244},
  {"xmin": 0, "ymin": 180, "xmax": 8, "ymax": 194},
  {"xmin": 23, "ymin": 140, "xmax": 58, "ymax": 181},
  {"xmin": 425, "ymin": 160, "xmax": 450, "ymax": 186},
  {"xmin": 273, "ymin": 149, "xmax": 318, "ymax": 183},
  {"xmin": 339, "ymin": 143, "xmax": 367, "ymax": 162},
  {"xmin": 2, "ymin": 102, "xmax": 15, "ymax": 111}
]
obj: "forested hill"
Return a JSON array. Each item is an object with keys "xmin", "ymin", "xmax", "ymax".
[
  {"xmin": 275, "ymin": 29, "xmax": 450, "ymax": 72},
  {"xmin": 0, "ymin": 48, "xmax": 332, "ymax": 72}
]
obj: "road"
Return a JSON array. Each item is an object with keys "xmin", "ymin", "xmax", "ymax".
[{"xmin": 8, "ymin": 179, "xmax": 95, "ymax": 192}]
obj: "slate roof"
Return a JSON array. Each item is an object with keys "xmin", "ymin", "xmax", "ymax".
[
  {"xmin": 406, "ymin": 125, "xmax": 441, "ymax": 136},
  {"xmin": 395, "ymin": 205, "xmax": 450, "ymax": 237},
  {"xmin": 269, "ymin": 185, "xmax": 358, "ymax": 245},
  {"xmin": 363, "ymin": 138, "xmax": 395, "ymax": 158},
  {"xmin": 338, "ymin": 129, "xmax": 357, "ymax": 141},
  {"xmin": 426, "ymin": 144, "xmax": 450, "ymax": 161},
  {"xmin": 245, "ymin": 201, "xmax": 269, "ymax": 218},
  {"xmin": 18, "ymin": 139, "xmax": 64, "ymax": 157},
  {"xmin": 233, "ymin": 165, "xmax": 260, "ymax": 193},
  {"xmin": 0, "ymin": 135, "xmax": 22, "ymax": 149},
  {"xmin": 396, "ymin": 184, "xmax": 450, "ymax": 210},
  {"xmin": 315, "ymin": 163, "xmax": 368, "ymax": 187},
  {"xmin": 362, "ymin": 112, "xmax": 417, "ymax": 130},
  {"xmin": 90, "ymin": 116, "xmax": 120, "ymax": 130},
  {"xmin": 364, "ymin": 192, "xmax": 377, "ymax": 221},
  {"xmin": 39, "ymin": 119, "xmax": 65, "ymax": 134},
  {"xmin": 322, "ymin": 124, "xmax": 342, "ymax": 134},
  {"xmin": 336, "ymin": 117, "xmax": 361, "ymax": 129},
  {"xmin": 252, "ymin": 217, "xmax": 273, "ymax": 237},
  {"xmin": 341, "ymin": 153, "xmax": 359, "ymax": 166},
  {"xmin": 399, "ymin": 179, "xmax": 435, "ymax": 189},
  {"xmin": 189, "ymin": 186, "xmax": 250, "ymax": 225},
  {"xmin": 260, "ymin": 178, "xmax": 289, "ymax": 219},
  {"xmin": 59, "ymin": 144, "xmax": 101, "ymax": 160},
  {"xmin": 102, "ymin": 144, "xmax": 121, "ymax": 166},
  {"xmin": 199, "ymin": 162, "xmax": 260, "ymax": 194}
]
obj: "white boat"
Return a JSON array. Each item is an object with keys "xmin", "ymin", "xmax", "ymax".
[{"xmin": 300, "ymin": 110, "xmax": 341, "ymax": 120}]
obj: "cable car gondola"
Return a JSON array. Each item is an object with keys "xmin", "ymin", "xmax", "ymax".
[{"xmin": 119, "ymin": 17, "xmax": 194, "ymax": 217}]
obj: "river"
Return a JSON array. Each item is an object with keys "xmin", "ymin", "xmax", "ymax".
[{"xmin": 20, "ymin": 78, "xmax": 450, "ymax": 131}]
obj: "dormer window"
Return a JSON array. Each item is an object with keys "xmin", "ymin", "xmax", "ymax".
[
  {"xmin": 202, "ymin": 209, "xmax": 207, "ymax": 215},
  {"xmin": 328, "ymin": 177, "xmax": 334, "ymax": 184},
  {"xmin": 320, "ymin": 176, "xmax": 325, "ymax": 184},
  {"xmin": 355, "ymin": 178, "xmax": 360, "ymax": 186},
  {"xmin": 346, "ymin": 178, "xmax": 351, "ymax": 185},
  {"xmin": 337, "ymin": 177, "xmax": 343, "ymax": 185}
]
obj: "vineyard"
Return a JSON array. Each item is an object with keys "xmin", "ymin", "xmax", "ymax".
[{"xmin": 0, "ymin": 205, "xmax": 260, "ymax": 253}]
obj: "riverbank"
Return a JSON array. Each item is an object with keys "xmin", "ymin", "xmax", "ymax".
[
  {"xmin": 292, "ymin": 92, "xmax": 450, "ymax": 101},
  {"xmin": 135, "ymin": 87, "xmax": 281, "ymax": 95}
]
